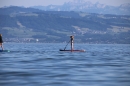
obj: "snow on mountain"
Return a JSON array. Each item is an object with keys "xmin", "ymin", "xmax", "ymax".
[{"xmin": 31, "ymin": 0, "xmax": 130, "ymax": 15}]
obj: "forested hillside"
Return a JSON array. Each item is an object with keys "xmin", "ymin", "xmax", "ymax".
[{"xmin": 0, "ymin": 6, "xmax": 130, "ymax": 43}]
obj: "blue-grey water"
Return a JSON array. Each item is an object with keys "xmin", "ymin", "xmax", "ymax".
[{"xmin": 0, "ymin": 43, "xmax": 130, "ymax": 86}]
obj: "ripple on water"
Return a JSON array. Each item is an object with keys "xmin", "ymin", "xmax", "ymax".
[{"xmin": 0, "ymin": 44, "xmax": 130, "ymax": 86}]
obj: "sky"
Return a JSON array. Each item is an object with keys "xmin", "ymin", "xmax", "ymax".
[{"xmin": 0, "ymin": 0, "xmax": 130, "ymax": 7}]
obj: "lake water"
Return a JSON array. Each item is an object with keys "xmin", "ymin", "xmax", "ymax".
[{"xmin": 0, "ymin": 43, "xmax": 130, "ymax": 86}]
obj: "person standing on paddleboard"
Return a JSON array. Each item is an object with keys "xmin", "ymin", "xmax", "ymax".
[
  {"xmin": 70, "ymin": 36, "xmax": 74, "ymax": 51},
  {"xmin": 0, "ymin": 34, "xmax": 4, "ymax": 50}
]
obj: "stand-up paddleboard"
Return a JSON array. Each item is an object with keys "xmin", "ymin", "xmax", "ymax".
[
  {"xmin": 59, "ymin": 49, "xmax": 85, "ymax": 52},
  {"xmin": 0, "ymin": 50, "xmax": 10, "ymax": 52},
  {"xmin": 60, "ymin": 36, "xmax": 85, "ymax": 52}
]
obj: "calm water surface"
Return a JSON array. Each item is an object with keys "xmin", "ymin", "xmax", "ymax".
[{"xmin": 0, "ymin": 43, "xmax": 130, "ymax": 86}]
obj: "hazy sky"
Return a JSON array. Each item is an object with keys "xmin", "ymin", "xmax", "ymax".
[{"xmin": 0, "ymin": 0, "xmax": 130, "ymax": 7}]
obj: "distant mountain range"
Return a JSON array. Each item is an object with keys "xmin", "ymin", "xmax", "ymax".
[
  {"xmin": 31, "ymin": 0, "xmax": 130, "ymax": 15},
  {"xmin": 0, "ymin": 6, "xmax": 130, "ymax": 43}
]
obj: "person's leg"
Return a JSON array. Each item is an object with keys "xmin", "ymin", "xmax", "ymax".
[
  {"xmin": 0, "ymin": 43, "xmax": 4, "ymax": 50},
  {"xmin": 71, "ymin": 42, "xmax": 74, "ymax": 50}
]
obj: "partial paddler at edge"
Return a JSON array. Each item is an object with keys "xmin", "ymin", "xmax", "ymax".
[{"xmin": 0, "ymin": 34, "xmax": 4, "ymax": 51}]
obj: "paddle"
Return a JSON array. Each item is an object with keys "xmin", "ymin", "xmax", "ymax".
[{"xmin": 64, "ymin": 40, "xmax": 70, "ymax": 50}]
